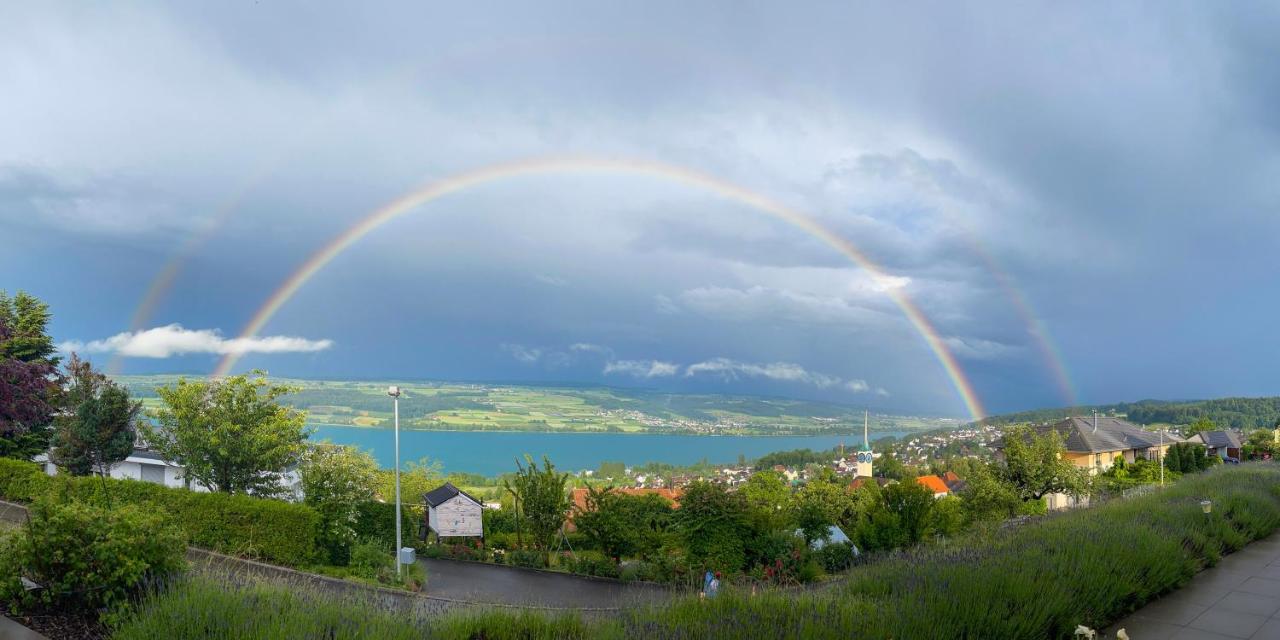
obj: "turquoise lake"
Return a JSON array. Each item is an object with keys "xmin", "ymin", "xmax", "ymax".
[{"xmin": 309, "ymin": 425, "xmax": 907, "ymax": 475}]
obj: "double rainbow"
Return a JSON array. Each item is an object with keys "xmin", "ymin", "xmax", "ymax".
[{"xmin": 208, "ymin": 156, "xmax": 989, "ymax": 420}]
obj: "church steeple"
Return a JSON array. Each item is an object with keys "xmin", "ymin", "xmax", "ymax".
[{"xmin": 856, "ymin": 410, "xmax": 874, "ymax": 477}]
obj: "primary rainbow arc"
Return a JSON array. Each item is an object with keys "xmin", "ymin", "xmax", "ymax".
[{"xmin": 213, "ymin": 156, "xmax": 988, "ymax": 420}]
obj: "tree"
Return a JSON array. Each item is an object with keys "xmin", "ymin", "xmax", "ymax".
[
  {"xmin": 50, "ymin": 374, "xmax": 139, "ymax": 478},
  {"xmin": 596, "ymin": 460, "xmax": 626, "ymax": 480},
  {"xmin": 1185, "ymin": 416, "xmax": 1216, "ymax": 437},
  {"xmin": 378, "ymin": 456, "xmax": 444, "ymax": 505},
  {"xmin": 793, "ymin": 469, "xmax": 850, "ymax": 544},
  {"xmin": 300, "ymin": 443, "xmax": 380, "ymax": 564},
  {"xmin": 144, "ymin": 372, "xmax": 309, "ymax": 496},
  {"xmin": 929, "ymin": 495, "xmax": 965, "ymax": 537},
  {"xmin": 574, "ymin": 487, "xmax": 674, "ymax": 560},
  {"xmin": 881, "ymin": 480, "xmax": 936, "ymax": 546},
  {"xmin": 0, "ymin": 291, "xmax": 57, "ymax": 365},
  {"xmin": 958, "ymin": 462, "xmax": 1022, "ymax": 524},
  {"xmin": 1245, "ymin": 429, "xmax": 1277, "ymax": 460},
  {"xmin": 741, "ymin": 470, "xmax": 792, "ymax": 532},
  {"xmin": 998, "ymin": 426, "xmax": 1089, "ymax": 501},
  {"xmin": 874, "ymin": 444, "xmax": 909, "ymax": 480},
  {"xmin": 502, "ymin": 455, "xmax": 569, "ymax": 553},
  {"xmin": 0, "ymin": 292, "xmax": 60, "ymax": 460},
  {"xmin": 675, "ymin": 480, "xmax": 751, "ymax": 573}
]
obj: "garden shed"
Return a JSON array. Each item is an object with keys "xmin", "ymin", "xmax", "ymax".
[{"xmin": 423, "ymin": 482, "xmax": 484, "ymax": 539}]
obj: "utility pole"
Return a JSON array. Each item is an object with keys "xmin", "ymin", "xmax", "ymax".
[{"xmin": 388, "ymin": 385, "xmax": 403, "ymax": 578}]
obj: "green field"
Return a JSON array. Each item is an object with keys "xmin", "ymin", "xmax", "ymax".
[{"xmin": 116, "ymin": 375, "xmax": 960, "ymax": 437}]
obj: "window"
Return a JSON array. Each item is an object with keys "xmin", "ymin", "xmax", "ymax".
[{"xmin": 140, "ymin": 463, "xmax": 166, "ymax": 485}]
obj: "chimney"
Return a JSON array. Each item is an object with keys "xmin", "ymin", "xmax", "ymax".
[{"xmin": 1092, "ymin": 411, "xmax": 1098, "ymax": 433}]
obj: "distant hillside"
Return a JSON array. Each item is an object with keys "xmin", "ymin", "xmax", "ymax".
[
  {"xmin": 114, "ymin": 374, "xmax": 959, "ymax": 437},
  {"xmin": 979, "ymin": 397, "xmax": 1280, "ymax": 431}
]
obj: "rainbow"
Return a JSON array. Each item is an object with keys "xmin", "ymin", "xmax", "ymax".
[{"xmin": 212, "ymin": 156, "xmax": 989, "ymax": 420}]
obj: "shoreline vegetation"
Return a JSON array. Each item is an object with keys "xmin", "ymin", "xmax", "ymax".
[{"xmin": 305, "ymin": 420, "xmax": 907, "ymax": 438}]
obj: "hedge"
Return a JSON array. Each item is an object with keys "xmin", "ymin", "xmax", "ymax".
[
  {"xmin": 0, "ymin": 458, "xmax": 49, "ymax": 502},
  {"xmin": 352, "ymin": 500, "xmax": 420, "ymax": 550},
  {"xmin": 0, "ymin": 458, "xmax": 321, "ymax": 567}
]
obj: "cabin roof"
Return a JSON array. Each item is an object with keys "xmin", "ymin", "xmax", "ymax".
[{"xmin": 423, "ymin": 482, "xmax": 483, "ymax": 508}]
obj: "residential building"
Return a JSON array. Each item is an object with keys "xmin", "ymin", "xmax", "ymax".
[
  {"xmin": 915, "ymin": 475, "xmax": 950, "ymax": 498},
  {"xmin": 998, "ymin": 416, "xmax": 1181, "ymax": 474},
  {"xmin": 423, "ymin": 482, "xmax": 484, "ymax": 539},
  {"xmin": 1190, "ymin": 430, "xmax": 1244, "ymax": 462}
]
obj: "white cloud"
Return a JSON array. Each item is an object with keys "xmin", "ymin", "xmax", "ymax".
[
  {"xmin": 682, "ymin": 357, "xmax": 888, "ymax": 395},
  {"xmin": 500, "ymin": 343, "xmax": 543, "ymax": 364},
  {"xmin": 942, "ymin": 336, "xmax": 1020, "ymax": 361},
  {"xmin": 685, "ymin": 358, "xmax": 842, "ymax": 388},
  {"xmin": 676, "ymin": 285, "xmax": 888, "ymax": 326},
  {"xmin": 58, "ymin": 324, "xmax": 332, "ymax": 358},
  {"xmin": 535, "ymin": 274, "xmax": 569, "ymax": 287},
  {"xmin": 569, "ymin": 343, "xmax": 612, "ymax": 356},
  {"xmin": 603, "ymin": 359, "xmax": 680, "ymax": 378}
]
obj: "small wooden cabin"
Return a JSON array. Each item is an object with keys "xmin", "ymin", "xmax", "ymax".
[{"xmin": 423, "ymin": 482, "xmax": 484, "ymax": 539}]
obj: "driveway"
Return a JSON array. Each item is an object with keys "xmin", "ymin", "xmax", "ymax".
[{"xmin": 420, "ymin": 558, "xmax": 676, "ymax": 609}]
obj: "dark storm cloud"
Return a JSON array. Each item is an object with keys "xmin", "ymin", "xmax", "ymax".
[{"xmin": 3, "ymin": 2, "xmax": 1278, "ymax": 415}]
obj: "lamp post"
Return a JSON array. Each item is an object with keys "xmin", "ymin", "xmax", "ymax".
[
  {"xmin": 388, "ymin": 385, "xmax": 402, "ymax": 578},
  {"xmin": 1160, "ymin": 428, "xmax": 1165, "ymax": 487}
]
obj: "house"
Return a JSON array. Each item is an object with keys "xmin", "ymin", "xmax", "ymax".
[
  {"xmin": 36, "ymin": 447, "xmax": 308, "ymax": 495},
  {"xmin": 942, "ymin": 471, "xmax": 967, "ymax": 493},
  {"xmin": 915, "ymin": 475, "xmax": 951, "ymax": 498},
  {"xmin": 795, "ymin": 524, "xmax": 858, "ymax": 554},
  {"xmin": 1191, "ymin": 430, "xmax": 1243, "ymax": 462},
  {"xmin": 997, "ymin": 416, "xmax": 1181, "ymax": 474},
  {"xmin": 36, "ymin": 448, "xmax": 209, "ymax": 490},
  {"xmin": 569, "ymin": 487, "xmax": 682, "ymax": 514},
  {"xmin": 424, "ymin": 482, "xmax": 484, "ymax": 539},
  {"xmin": 848, "ymin": 476, "xmax": 891, "ymax": 491}
]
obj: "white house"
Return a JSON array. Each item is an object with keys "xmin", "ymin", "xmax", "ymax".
[
  {"xmin": 37, "ymin": 448, "xmax": 209, "ymax": 491},
  {"xmin": 424, "ymin": 482, "xmax": 484, "ymax": 539},
  {"xmin": 36, "ymin": 448, "xmax": 302, "ymax": 497}
]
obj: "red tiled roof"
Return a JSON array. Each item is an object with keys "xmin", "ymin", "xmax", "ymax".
[
  {"xmin": 570, "ymin": 487, "xmax": 682, "ymax": 514},
  {"xmin": 916, "ymin": 475, "xmax": 950, "ymax": 495}
]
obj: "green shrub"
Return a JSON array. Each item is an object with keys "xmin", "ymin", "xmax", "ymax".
[
  {"xmin": 0, "ymin": 458, "xmax": 49, "ymax": 502},
  {"xmin": 816, "ymin": 541, "xmax": 856, "ymax": 573},
  {"xmin": 349, "ymin": 538, "xmax": 392, "ymax": 577},
  {"xmin": 508, "ymin": 548, "xmax": 546, "ymax": 569},
  {"xmin": 176, "ymin": 489, "xmax": 320, "ymax": 566},
  {"xmin": 0, "ymin": 462, "xmax": 322, "ymax": 567},
  {"xmin": 565, "ymin": 551, "xmax": 620, "ymax": 579},
  {"xmin": 0, "ymin": 499, "xmax": 186, "ymax": 621},
  {"xmin": 351, "ymin": 501, "xmax": 418, "ymax": 551}
]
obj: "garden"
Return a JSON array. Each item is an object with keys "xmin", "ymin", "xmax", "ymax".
[{"xmin": 96, "ymin": 463, "xmax": 1280, "ymax": 639}]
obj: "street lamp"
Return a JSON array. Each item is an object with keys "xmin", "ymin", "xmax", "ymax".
[{"xmin": 388, "ymin": 385, "xmax": 402, "ymax": 578}]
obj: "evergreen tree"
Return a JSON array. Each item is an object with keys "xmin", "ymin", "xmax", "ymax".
[{"xmin": 0, "ymin": 292, "xmax": 60, "ymax": 459}]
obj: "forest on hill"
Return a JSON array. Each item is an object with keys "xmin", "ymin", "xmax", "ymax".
[{"xmin": 979, "ymin": 397, "xmax": 1280, "ymax": 430}]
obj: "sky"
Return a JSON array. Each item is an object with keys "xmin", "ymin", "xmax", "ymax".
[{"xmin": 2, "ymin": 2, "xmax": 1279, "ymax": 418}]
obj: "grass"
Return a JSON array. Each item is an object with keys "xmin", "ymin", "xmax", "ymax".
[{"xmin": 114, "ymin": 464, "xmax": 1280, "ymax": 639}]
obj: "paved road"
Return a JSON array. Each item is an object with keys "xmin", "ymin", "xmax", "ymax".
[
  {"xmin": 420, "ymin": 558, "xmax": 676, "ymax": 609},
  {"xmin": 1105, "ymin": 534, "xmax": 1280, "ymax": 639}
]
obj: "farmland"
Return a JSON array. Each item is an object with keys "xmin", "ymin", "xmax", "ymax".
[{"xmin": 115, "ymin": 375, "xmax": 959, "ymax": 437}]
